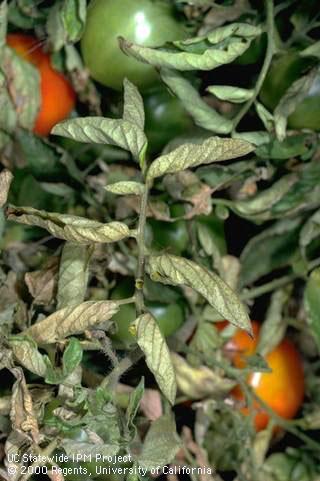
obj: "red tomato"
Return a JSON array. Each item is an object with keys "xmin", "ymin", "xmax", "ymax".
[
  {"xmin": 7, "ymin": 34, "xmax": 76, "ymax": 136},
  {"xmin": 216, "ymin": 321, "xmax": 304, "ymax": 431}
]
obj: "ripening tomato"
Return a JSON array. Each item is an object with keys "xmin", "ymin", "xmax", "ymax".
[
  {"xmin": 7, "ymin": 33, "xmax": 76, "ymax": 136},
  {"xmin": 216, "ymin": 321, "xmax": 305, "ymax": 431},
  {"xmin": 80, "ymin": 0, "xmax": 188, "ymax": 91}
]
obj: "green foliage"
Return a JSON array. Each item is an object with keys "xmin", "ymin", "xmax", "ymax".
[{"xmin": 1, "ymin": 1, "xmax": 320, "ymax": 480}]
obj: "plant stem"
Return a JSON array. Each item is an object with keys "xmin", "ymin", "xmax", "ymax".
[
  {"xmin": 241, "ymin": 256, "xmax": 320, "ymax": 301},
  {"xmin": 232, "ymin": 0, "xmax": 275, "ymax": 134},
  {"xmin": 135, "ymin": 182, "xmax": 151, "ymax": 315}
]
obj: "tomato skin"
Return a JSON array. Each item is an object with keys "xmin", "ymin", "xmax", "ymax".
[
  {"xmin": 144, "ymin": 86, "xmax": 193, "ymax": 153},
  {"xmin": 217, "ymin": 321, "xmax": 304, "ymax": 431},
  {"xmin": 7, "ymin": 34, "xmax": 76, "ymax": 136},
  {"xmin": 80, "ymin": 0, "xmax": 187, "ymax": 91},
  {"xmin": 148, "ymin": 218, "xmax": 189, "ymax": 255}
]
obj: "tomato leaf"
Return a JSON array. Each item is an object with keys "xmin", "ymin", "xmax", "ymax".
[
  {"xmin": 6, "ymin": 205, "xmax": 131, "ymax": 244},
  {"xmin": 304, "ymin": 267, "xmax": 320, "ymax": 352},
  {"xmin": 207, "ymin": 85, "xmax": 254, "ymax": 103},
  {"xmin": 123, "ymin": 78, "xmax": 145, "ymax": 130},
  {"xmin": 120, "ymin": 23, "xmax": 261, "ymax": 71},
  {"xmin": 23, "ymin": 300, "xmax": 119, "ymax": 344},
  {"xmin": 0, "ymin": 169, "xmax": 13, "ymax": 208},
  {"xmin": 148, "ymin": 254, "xmax": 251, "ymax": 333},
  {"xmin": 147, "ymin": 136, "xmax": 253, "ymax": 181},
  {"xmin": 9, "ymin": 335, "xmax": 47, "ymax": 377},
  {"xmin": 161, "ymin": 68, "xmax": 233, "ymax": 134},
  {"xmin": 52, "ymin": 117, "xmax": 147, "ymax": 163},
  {"xmin": 57, "ymin": 243, "xmax": 93, "ymax": 309},
  {"xmin": 132, "ymin": 313, "xmax": 177, "ymax": 404},
  {"xmin": 300, "ymin": 209, "xmax": 320, "ymax": 257},
  {"xmin": 105, "ymin": 181, "xmax": 145, "ymax": 196},
  {"xmin": 138, "ymin": 414, "xmax": 181, "ymax": 470}
]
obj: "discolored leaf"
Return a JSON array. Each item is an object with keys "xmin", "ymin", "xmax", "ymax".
[
  {"xmin": 24, "ymin": 300, "xmax": 119, "ymax": 344},
  {"xmin": 161, "ymin": 69, "xmax": 233, "ymax": 134},
  {"xmin": 300, "ymin": 209, "xmax": 320, "ymax": 256},
  {"xmin": 207, "ymin": 85, "xmax": 254, "ymax": 103},
  {"xmin": 132, "ymin": 313, "xmax": 177, "ymax": 404},
  {"xmin": 304, "ymin": 268, "xmax": 320, "ymax": 352},
  {"xmin": 148, "ymin": 254, "xmax": 251, "ymax": 333},
  {"xmin": 52, "ymin": 117, "xmax": 147, "ymax": 162},
  {"xmin": 25, "ymin": 257, "xmax": 59, "ymax": 305},
  {"xmin": 120, "ymin": 24, "xmax": 261, "ymax": 72},
  {"xmin": 240, "ymin": 217, "xmax": 301, "ymax": 287},
  {"xmin": 45, "ymin": 337, "xmax": 83, "ymax": 384},
  {"xmin": 122, "ymin": 78, "xmax": 145, "ymax": 130},
  {"xmin": 126, "ymin": 378, "xmax": 144, "ymax": 437},
  {"xmin": 147, "ymin": 136, "xmax": 253, "ymax": 181},
  {"xmin": 138, "ymin": 414, "xmax": 181, "ymax": 470},
  {"xmin": 61, "ymin": 0, "xmax": 86, "ymax": 43},
  {"xmin": 9, "ymin": 335, "xmax": 47, "ymax": 377},
  {"xmin": 274, "ymin": 69, "xmax": 317, "ymax": 141},
  {"xmin": 257, "ymin": 289, "xmax": 290, "ymax": 356},
  {"xmin": 57, "ymin": 243, "xmax": 93, "ymax": 309},
  {"xmin": 3, "ymin": 44, "xmax": 40, "ymax": 130},
  {"xmin": 172, "ymin": 353, "xmax": 235, "ymax": 399},
  {"xmin": 0, "ymin": 169, "xmax": 13, "ymax": 208},
  {"xmin": 6, "ymin": 205, "xmax": 131, "ymax": 244},
  {"xmin": 105, "ymin": 181, "xmax": 145, "ymax": 196}
]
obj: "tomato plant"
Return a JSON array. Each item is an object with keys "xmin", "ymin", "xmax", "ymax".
[
  {"xmin": 7, "ymin": 34, "xmax": 76, "ymax": 136},
  {"xmin": 80, "ymin": 0, "xmax": 187, "ymax": 91}
]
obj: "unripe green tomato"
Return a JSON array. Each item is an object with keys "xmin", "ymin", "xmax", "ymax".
[
  {"xmin": 144, "ymin": 86, "xmax": 193, "ymax": 153},
  {"xmin": 260, "ymin": 52, "xmax": 320, "ymax": 130},
  {"xmin": 234, "ymin": 33, "xmax": 266, "ymax": 65},
  {"xmin": 110, "ymin": 279, "xmax": 185, "ymax": 346},
  {"xmin": 148, "ymin": 204, "xmax": 189, "ymax": 255},
  {"xmin": 81, "ymin": 0, "xmax": 187, "ymax": 91}
]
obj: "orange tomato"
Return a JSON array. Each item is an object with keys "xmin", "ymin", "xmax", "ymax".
[
  {"xmin": 7, "ymin": 34, "xmax": 76, "ymax": 136},
  {"xmin": 216, "ymin": 321, "xmax": 305, "ymax": 431}
]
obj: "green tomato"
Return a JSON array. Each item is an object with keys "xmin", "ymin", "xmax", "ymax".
[
  {"xmin": 81, "ymin": 0, "xmax": 187, "ymax": 91},
  {"xmin": 144, "ymin": 86, "xmax": 193, "ymax": 153},
  {"xmin": 148, "ymin": 204, "xmax": 189, "ymax": 255},
  {"xmin": 110, "ymin": 279, "xmax": 185, "ymax": 346},
  {"xmin": 234, "ymin": 33, "xmax": 267, "ymax": 65},
  {"xmin": 260, "ymin": 52, "xmax": 320, "ymax": 130}
]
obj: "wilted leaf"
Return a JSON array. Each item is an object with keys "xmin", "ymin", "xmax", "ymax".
[
  {"xmin": 132, "ymin": 313, "xmax": 177, "ymax": 404},
  {"xmin": 257, "ymin": 289, "xmax": 290, "ymax": 356},
  {"xmin": 304, "ymin": 268, "xmax": 320, "ymax": 352},
  {"xmin": 138, "ymin": 414, "xmax": 181, "ymax": 470},
  {"xmin": 105, "ymin": 181, "xmax": 145, "ymax": 196},
  {"xmin": 300, "ymin": 209, "xmax": 320, "ymax": 256},
  {"xmin": 122, "ymin": 78, "xmax": 145, "ymax": 130},
  {"xmin": 57, "ymin": 243, "xmax": 93, "ymax": 309},
  {"xmin": 24, "ymin": 300, "xmax": 119, "ymax": 344},
  {"xmin": 255, "ymin": 101, "xmax": 274, "ymax": 132},
  {"xmin": 172, "ymin": 353, "xmax": 235, "ymax": 399},
  {"xmin": 2, "ymin": 44, "xmax": 40, "ymax": 130},
  {"xmin": 10, "ymin": 367, "xmax": 39, "ymax": 442},
  {"xmin": 240, "ymin": 217, "xmax": 300, "ymax": 287},
  {"xmin": 148, "ymin": 254, "xmax": 251, "ymax": 333},
  {"xmin": 9, "ymin": 335, "xmax": 47, "ymax": 377},
  {"xmin": 61, "ymin": 0, "xmax": 86, "ymax": 43},
  {"xmin": 255, "ymin": 133, "xmax": 311, "ymax": 160},
  {"xmin": 52, "ymin": 117, "xmax": 147, "ymax": 162},
  {"xmin": 147, "ymin": 137, "xmax": 253, "ymax": 181},
  {"xmin": 120, "ymin": 23, "xmax": 261, "ymax": 71},
  {"xmin": 25, "ymin": 257, "xmax": 59, "ymax": 305},
  {"xmin": 7, "ymin": 205, "xmax": 131, "ymax": 244},
  {"xmin": 207, "ymin": 85, "xmax": 254, "ymax": 103},
  {"xmin": 274, "ymin": 69, "xmax": 317, "ymax": 141},
  {"xmin": 126, "ymin": 378, "xmax": 144, "ymax": 437},
  {"xmin": 45, "ymin": 337, "xmax": 83, "ymax": 384},
  {"xmin": 161, "ymin": 69, "xmax": 233, "ymax": 134},
  {"xmin": 0, "ymin": 169, "xmax": 13, "ymax": 207}
]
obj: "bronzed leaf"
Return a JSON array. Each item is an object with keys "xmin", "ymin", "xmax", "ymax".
[
  {"xmin": 105, "ymin": 181, "xmax": 145, "ymax": 196},
  {"xmin": 207, "ymin": 85, "xmax": 254, "ymax": 103},
  {"xmin": 24, "ymin": 301, "xmax": 119, "ymax": 344},
  {"xmin": 147, "ymin": 137, "xmax": 253, "ymax": 181},
  {"xmin": 132, "ymin": 313, "xmax": 177, "ymax": 404},
  {"xmin": 148, "ymin": 254, "xmax": 251, "ymax": 333},
  {"xmin": 123, "ymin": 78, "xmax": 145, "ymax": 130},
  {"xmin": 6, "ymin": 205, "xmax": 131, "ymax": 244},
  {"xmin": 52, "ymin": 117, "xmax": 147, "ymax": 162}
]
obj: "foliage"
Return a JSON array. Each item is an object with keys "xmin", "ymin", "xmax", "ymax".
[{"xmin": 0, "ymin": 0, "xmax": 320, "ymax": 480}]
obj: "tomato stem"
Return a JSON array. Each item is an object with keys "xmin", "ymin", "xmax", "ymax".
[{"xmin": 232, "ymin": 0, "xmax": 275, "ymax": 133}]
